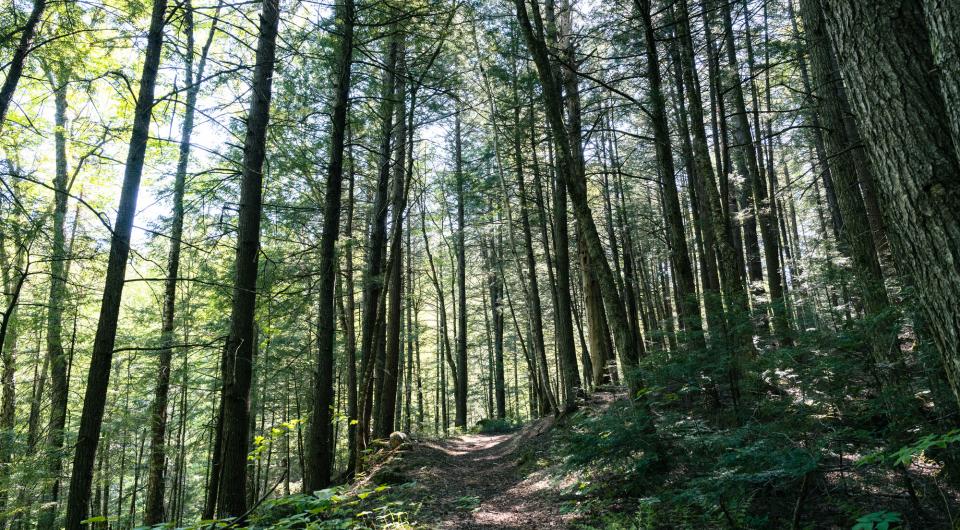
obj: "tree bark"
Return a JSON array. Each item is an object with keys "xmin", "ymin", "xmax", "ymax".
[
  {"xmin": 215, "ymin": 0, "xmax": 280, "ymax": 517},
  {"xmin": 822, "ymin": 0, "xmax": 960, "ymax": 405},
  {"xmin": 306, "ymin": 0, "xmax": 354, "ymax": 492},
  {"xmin": 0, "ymin": 0, "xmax": 47, "ymax": 130},
  {"xmin": 63, "ymin": 1, "xmax": 168, "ymax": 526}
]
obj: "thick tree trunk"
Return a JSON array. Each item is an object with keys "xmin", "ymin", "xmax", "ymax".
[
  {"xmin": 923, "ymin": 0, "xmax": 960, "ymax": 161},
  {"xmin": 215, "ymin": 0, "xmax": 280, "ymax": 517},
  {"xmin": 306, "ymin": 0, "xmax": 354, "ymax": 492},
  {"xmin": 822, "ymin": 0, "xmax": 960, "ymax": 405},
  {"xmin": 63, "ymin": 1, "xmax": 168, "ymax": 527}
]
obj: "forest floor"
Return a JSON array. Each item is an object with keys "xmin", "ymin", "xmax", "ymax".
[{"xmin": 368, "ymin": 417, "xmax": 576, "ymax": 529}]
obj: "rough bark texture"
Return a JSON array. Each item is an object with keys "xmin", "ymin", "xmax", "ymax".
[
  {"xmin": 306, "ymin": 0, "xmax": 354, "ymax": 492},
  {"xmin": 822, "ymin": 0, "xmax": 960, "ymax": 404},
  {"xmin": 923, "ymin": 0, "xmax": 960, "ymax": 161},
  {"xmin": 216, "ymin": 0, "xmax": 280, "ymax": 517},
  {"xmin": 798, "ymin": 0, "xmax": 890, "ymax": 350},
  {"xmin": 64, "ymin": 1, "xmax": 168, "ymax": 527}
]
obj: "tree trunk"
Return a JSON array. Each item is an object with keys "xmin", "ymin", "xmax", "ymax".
[
  {"xmin": 144, "ymin": 3, "xmax": 217, "ymax": 521},
  {"xmin": 822, "ymin": 0, "xmax": 960, "ymax": 405},
  {"xmin": 923, "ymin": 0, "xmax": 960, "ymax": 161},
  {"xmin": 636, "ymin": 0, "xmax": 703, "ymax": 348},
  {"xmin": 454, "ymin": 108, "xmax": 469, "ymax": 428},
  {"xmin": 215, "ymin": 0, "xmax": 280, "ymax": 517},
  {"xmin": 515, "ymin": 0, "xmax": 644, "ymax": 393},
  {"xmin": 357, "ymin": 28, "xmax": 399, "ymax": 448},
  {"xmin": 63, "ymin": 1, "xmax": 168, "ymax": 526},
  {"xmin": 306, "ymin": 0, "xmax": 354, "ymax": 491},
  {"xmin": 0, "ymin": 0, "xmax": 47, "ymax": 130},
  {"xmin": 377, "ymin": 41, "xmax": 409, "ymax": 438},
  {"xmin": 717, "ymin": 0, "xmax": 790, "ymax": 343}
]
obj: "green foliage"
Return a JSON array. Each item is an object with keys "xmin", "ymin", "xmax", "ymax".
[
  {"xmin": 144, "ymin": 484, "xmax": 421, "ymax": 529},
  {"xmin": 472, "ymin": 417, "xmax": 521, "ymax": 434},
  {"xmin": 859, "ymin": 430, "xmax": 960, "ymax": 467},
  {"xmin": 852, "ymin": 511, "xmax": 902, "ymax": 530}
]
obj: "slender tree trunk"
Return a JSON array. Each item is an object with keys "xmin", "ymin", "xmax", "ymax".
[
  {"xmin": 357, "ymin": 28, "xmax": 399, "ymax": 449},
  {"xmin": 636, "ymin": 0, "xmax": 703, "ymax": 351},
  {"xmin": 0, "ymin": 0, "xmax": 47, "ymax": 130},
  {"xmin": 340, "ymin": 131, "xmax": 359, "ymax": 477},
  {"xmin": 377, "ymin": 41, "xmax": 409, "ymax": 438},
  {"xmin": 306, "ymin": 0, "xmax": 354, "ymax": 491},
  {"xmin": 516, "ymin": 105, "xmax": 557, "ymax": 414},
  {"xmin": 215, "ymin": 0, "xmax": 280, "ymax": 517},
  {"xmin": 454, "ymin": 108, "xmax": 469, "ymax": 428},
  {"xmin": 144, "ymin": 3, "xmax": 217, "ymax": 521},
  {"xmin": 64, "ymin": 1, "xmax": 168, "ymax": 526},
  {"xmin": 36, "ymin": 64, "xmax": 74, "ymax": 529}
]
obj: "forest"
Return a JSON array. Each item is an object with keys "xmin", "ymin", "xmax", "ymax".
[{"xmin": 1, "ymin": 0, "xmax": 959, "ymax": 527}]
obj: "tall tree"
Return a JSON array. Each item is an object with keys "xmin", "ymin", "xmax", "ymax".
[
  {"xmin": 635, "ymin": 0, "xmax": 703, "ymax": 348},
  {"xmin": 797, "ymin": 0, "xmax": 891, "ymax": 355},
  {"xmin": 306, "ymin": 0, "xmax": 354, "ymax": 492},
  {"xmin": 215, "ymin": 0, "xmax": 281, "ymax": 517},
  {"xmin": 453, "ymin": 106, "xmax": 468, "ymax": 428},
  {"xmin": 63, "ymin": 0, "xmax": 168, "ymax": 527},
  {"xmin": 37, "ymin": 63, "xmax": 73, "ymax": 529},
  {"xmin": 144, "ymin": 2, "xmax": 218, "ymax": 521},
  {"xmin": 357, "ymin": 26, "xmax": 399, "ymax": 447},
  {"xmin": 717, "ymin": 0, "xmax": 790, "ymax": 342},
  {"xmin": 515, "ymin": 0, "xmax": 644, "ymax": 391}
]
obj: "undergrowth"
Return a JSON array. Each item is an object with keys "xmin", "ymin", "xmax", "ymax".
[{"xmin": 531, "ymin": 321, "xmax": 960, "ymax": 529}]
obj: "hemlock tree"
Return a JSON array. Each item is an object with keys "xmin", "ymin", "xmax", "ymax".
[{"xmin": 64, "ymin": 1, "xmax": 168, "ymax": 527}]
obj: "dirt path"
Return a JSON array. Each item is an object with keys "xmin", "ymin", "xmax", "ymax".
[{"xmin": 396, "ymin": 421, "xmax": 573, "ymax": 529}]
